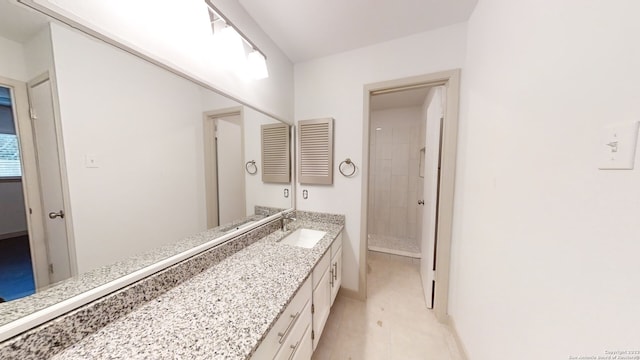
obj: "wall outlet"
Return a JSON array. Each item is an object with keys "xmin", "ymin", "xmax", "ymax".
[{"xmin": 598, "ymin": 121, "xmax": 639, "ymax": 170}]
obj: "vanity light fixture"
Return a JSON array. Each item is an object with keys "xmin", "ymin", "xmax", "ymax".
[
  {"xmin": 214, "ymin": 25, "xmax": 247, "ymax": 71},
  {"xmin": 247, "ymin": 50, "xmax": 269, "ymax": 80},
  {"xmin": 205, "ymin": 0, "xmax": 269, "ymax": 79}
]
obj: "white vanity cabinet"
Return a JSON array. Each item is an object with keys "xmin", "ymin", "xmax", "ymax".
[
  {"xmin": 330, "ymin": 232, "xmax": 342, "ymax": 306},
  {"xmin": 311, "ymin": 231, "xmax": 343, "ymax": 351},
  {"xmin": 253, "ymin": 230, "xmax": 344, "ymax": 359},
  {"xmin": 311, "ymin": 251, "xmax": 331, "ymax": 351},
  {"xmin": 251, "ymin": 277, "xmax": 312, "ymax": 360},
  {"xmin": 274, "ymin": 301, "xmax": 313, "ymax": 360}
]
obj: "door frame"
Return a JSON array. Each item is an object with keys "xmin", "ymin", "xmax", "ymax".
[
  {"xmin": 0, "ymin": 75, "xmax": 49, "ymax": 288},
  {"xmin": 203, "ymin": 106, "xmax": 245, "ymax": 228},
  {"xmin": 360, "ymin": 69, "xmax": 461, "ymax": 323},
  {"xmin": 27, "ymin": 71, "xmax": 77, "ymax": 280}
]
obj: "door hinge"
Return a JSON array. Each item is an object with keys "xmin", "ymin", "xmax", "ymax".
[
  {"xmin": 29, "ymin": 207, "xmax": 33, "ymax": 215},
  {"xmin": 29, "ymin": 108, "xmax": 38, "ymax": 120},
  {"xmin": 311, "ymin": 330, "xmax": 315, "ymax": 341},
  {"xmin": 48, "ymin": 264, "xmax": 54, "ymax": 274},
  {"xmin": 311, "ymin": 303, "xmax": 314, "ymax": 314}
]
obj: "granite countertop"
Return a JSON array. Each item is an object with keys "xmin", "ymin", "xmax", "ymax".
[
  {"xmin": 50, "ymin": 219, "xmax": 343, "ymax": 360},
  {"xmin": 0, "ymin": 214, "xmax": 266, "ymax": 327}
]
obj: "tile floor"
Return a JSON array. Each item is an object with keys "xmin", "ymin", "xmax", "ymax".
[{"xmin": 312, "ymin": 251, "xmax": 463, "ymax": 360}]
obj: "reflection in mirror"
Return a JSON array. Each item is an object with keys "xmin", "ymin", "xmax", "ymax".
[
  {"xmin": 0, "ymin": 1, "xmax": 292, "ymax": 329},
  {"xmin": 0, "ymin": 82, "xmax": 33, "ymax": 304}
]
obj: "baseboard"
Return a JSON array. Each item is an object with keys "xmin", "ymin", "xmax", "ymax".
[
  {"xmin": 337, "ymin": 287, "xmax": 365, "ymax": 301},
  {"xmin": 448, "ymin": 316, "xmax": 470, "ymax": 360},
  {"xmin": 0, "ymin": 231, "xmax": 28, "ymax": 241}
]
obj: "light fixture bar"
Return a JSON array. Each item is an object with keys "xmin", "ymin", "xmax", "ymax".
[{"xmin": 204, "ymin": 0, "xmax": 266, "ymax": 60}]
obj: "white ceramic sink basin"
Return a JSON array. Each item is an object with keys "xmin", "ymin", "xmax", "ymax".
[{"xmin": 280, "ymin": 229, "xmax": 327, "ymax": 248}]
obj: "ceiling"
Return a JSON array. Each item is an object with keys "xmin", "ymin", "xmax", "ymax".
[
  {"xmin": 238, "ymin": 0, "xmax": 478, "ymax": 62},
  {"xmin": 0, "ymin": 0, "xmax": 48, "ymax": 43}
]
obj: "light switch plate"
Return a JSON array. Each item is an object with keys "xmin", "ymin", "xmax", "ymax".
[{"xmin": 598, "ymin": 121, "xmax": 640, "ymax": 170}]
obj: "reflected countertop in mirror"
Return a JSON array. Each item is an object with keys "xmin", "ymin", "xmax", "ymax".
[
  {"xmin": 0, "ymin": 1, "xmax": 292, "ymax": 332},
  {"xmin": 0, "ymin": 211, "xmax": 281, "ymax": 326}
]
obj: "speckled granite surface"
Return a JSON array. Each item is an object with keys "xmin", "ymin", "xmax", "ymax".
[
  {"xmin": 49, "ymin": 217, "xmax": 343, "ymax": 360},
  {"xmin": 295, "ymin": 210, "xmax": 345, "ymax": 225},
  {"xmin": 254, "ymin": 205, "xmax": 286, "ymax": 217},
  {"xmin": 0, "ymin": 214, "xmax": 267, "ymax": 327},
  {"xmin": 0, "ymin": 212, "xmax": 344, "ymax": 360},
  {"xmin": 0, "ymin": 218, "xmax": 281, "ymax": 360}
]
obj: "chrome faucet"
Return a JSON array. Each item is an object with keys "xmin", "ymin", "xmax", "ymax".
[{"xmin": 281, "ymin": 212, "xmax": 297, "ymax": 231}]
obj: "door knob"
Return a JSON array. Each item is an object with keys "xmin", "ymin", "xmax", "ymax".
[
  {"xmin": 418, "ymin": 200, "xmax": 425, "ymax": 205},
  {"xmin": 48, "ymin": 210, "xmax": 65, "ymax": 219}
]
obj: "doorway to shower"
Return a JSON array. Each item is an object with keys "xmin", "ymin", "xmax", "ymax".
[
  {"xmin": 366, "ymin": 85, "xmax": 444, "ymax": 308},
  {"xmin": 362, "ymin": 70, "xmax": 460, "ymax": 322}
]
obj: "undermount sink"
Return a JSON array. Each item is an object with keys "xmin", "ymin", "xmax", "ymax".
[{"xmin": 279, "ymin": 228, "xmax": 327, "ymax": 249}]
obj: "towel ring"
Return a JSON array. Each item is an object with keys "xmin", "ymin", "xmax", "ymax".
[
  {"xmin": 339, "ymin": 158, "xmax": 357, "ymax": 177},
  {"xmin": 245, "ymin": 160, "xmax": 258, "ymax": 175}
]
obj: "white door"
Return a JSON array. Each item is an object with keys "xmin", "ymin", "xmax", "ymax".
[
  {"xmin": 29, "ymin": 77, "xmax": 72, "ymax": 283},
  {"xmin": 215, "ymin": 115, "xmax": 246, "ymax": 224},
  {"xmin": 420, "ymin": 87, "xmax": 444, "ymax": 309}
]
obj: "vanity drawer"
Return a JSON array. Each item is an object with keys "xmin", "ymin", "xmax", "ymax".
[
  {"xmin": 312, "ymin": 251, "xmax": 330, "ymax": 289},
  {"xmin": 251, "ymin": 277, "xmax": 312, "ymax": 360},
  {"xmin": 274, "ymin": 300, "xmax": 312, "ymax": 360}
]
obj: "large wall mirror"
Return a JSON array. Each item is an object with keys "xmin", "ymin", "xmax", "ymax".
[{"xmin": 0, "ymin": 0, "xmax": 292, "ymax": 336}]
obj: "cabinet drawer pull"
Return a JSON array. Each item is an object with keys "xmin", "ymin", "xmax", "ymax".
[
  {"xmin": 333, "ymin": 262, "xmax": 338, "ymax": 281},
  {"xmin": 287, "ymin": 340, "xmax": 301, "ymax": 360},
  {"xmin": 277, "ymin": 312, "xmax": 300, "ymax": 344}
]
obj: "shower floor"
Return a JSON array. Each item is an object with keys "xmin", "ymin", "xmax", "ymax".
[{"xmin": 367, "ymin": 234, "xmax": 421, "ymax": 258}]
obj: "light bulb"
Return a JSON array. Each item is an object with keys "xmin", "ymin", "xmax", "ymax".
[
  {"xmin": 213, "ymin": 26, "xmax": 246, "ymax": 71},
  {"xmin": 247, "ymin": 50, "xmax": 269, "ymax": 79}
]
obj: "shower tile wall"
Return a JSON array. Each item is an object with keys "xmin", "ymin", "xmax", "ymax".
[{"xmin": 368, "ymin": 107, "xmax": 423, "ymax": 245}]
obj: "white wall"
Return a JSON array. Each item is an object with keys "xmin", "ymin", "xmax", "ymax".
[
  {"xmin": 295, "ymin": 23, "xmax": 467, "ymax": 292},
  {"xmin": 368, "ymin": 107, "xmax": 422, "ymax": 242},
  {"xmin": 0, "ymin": 35, "xmax": 27, "ymax": 81},
  {"xmin": 29, "ymin": 0, "xmax": 294, "ymax": 121},
  {"xmin": 23, "ymin": 25, "xmax": 54, "ymax": 80},
  {"xmin": 0, "ymin": 25, "xmax": 52, "ymax": 82},
  {"xmin": 50, "ymin": 23, "xmax": 208, "ymax": 273},
  {"xmin": 0, "ymin": 181, "xmax": 27, "ymax": 237},
  {"xmin": 449, "ymin": 0, "xmax": 640, "ymax": 358}
]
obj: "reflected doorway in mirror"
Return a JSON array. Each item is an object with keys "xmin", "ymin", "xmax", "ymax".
[{"xmin": 203, "ymin": 107, "xmax": 246, "ymax": 228}]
